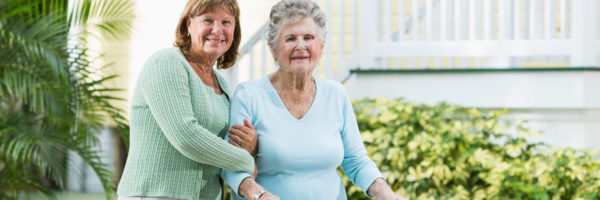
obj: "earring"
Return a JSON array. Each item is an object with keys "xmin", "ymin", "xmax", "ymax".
[{"xmin": 187, "ymin": 32, "xmax": 191, "ymax": 37}]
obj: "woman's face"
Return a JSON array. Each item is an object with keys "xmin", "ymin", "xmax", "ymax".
[
  {"xmin": 187, "ymin": 6, "xmax": 235, "ymax": 59},
  {"xmin": 274, "ymin": 17, "xmax": 324, "ymax": 74}
]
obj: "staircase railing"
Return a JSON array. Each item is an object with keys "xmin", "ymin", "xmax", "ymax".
[
  {"xmin": 227, "ymin": 0, "xmax": 598, "ymax": 90},
  {"xmin": 228, "ymin": 0, "xmax": 433, "ymax": 88},
  {"xmin": 359, "ymin": 0, "xmax": 598, "ymax": 70}
]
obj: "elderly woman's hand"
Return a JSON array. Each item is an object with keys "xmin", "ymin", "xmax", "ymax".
[
  {"xmin": 228, "ymin": 118, "xmax": 258, "ymax": 156},
  {"xmin": 368, "ymin": 178, "xmax": 409, "ymax": 200},
  {"xmin": 239, "ymin": 177, "xmax": 279, "ymax": 200}
]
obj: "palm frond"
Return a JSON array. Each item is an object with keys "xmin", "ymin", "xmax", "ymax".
[
  {"xmin": 69, "ymin": 0, "xmax": 135, "ymax": 41},
  {"xmin": 0, "ymin": 98, "xmax": 114, "ymax": 199},
  {"xmin": 1, "ymin": 0, "xmax": 134, "ymax": 199}
]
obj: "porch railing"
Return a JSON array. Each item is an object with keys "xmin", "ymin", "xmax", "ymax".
[{"xmin": 227, "ymin": 0, "xmax": 599, "ymax": 89}]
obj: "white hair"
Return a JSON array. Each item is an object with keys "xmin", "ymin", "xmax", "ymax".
[{"xmin": 266, "ymin": 0, "xmax": 327, "ymax": 52}]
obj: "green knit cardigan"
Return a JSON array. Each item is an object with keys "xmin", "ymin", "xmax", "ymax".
[{"xmin": 117, "ymin": 48, "xmax": 254, "ymax": 200}]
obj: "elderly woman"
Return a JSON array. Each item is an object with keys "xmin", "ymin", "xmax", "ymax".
[
  {"xmin": 222, "ymin": 0, "xmax": 407, "ymax": 199},
  {"xmin": 117, "ymin": 0, "xmax": 258, "ymax": 200}
]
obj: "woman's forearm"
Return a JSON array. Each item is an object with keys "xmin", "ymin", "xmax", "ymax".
[
  {"xmin": 367, "ymin": 177, "xmax": 408, "ymax": 200},
  {"xmin": 367, "ymin": 177, "xmax": 387, "ymax": 198},
  {"xmin": 239, "ymin": 177, "xmax": 263, "ymax": 199}
]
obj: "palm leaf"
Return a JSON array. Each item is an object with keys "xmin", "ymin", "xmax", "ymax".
[
  {"xmin": 1, "ymin": 0, "xmax": 134, "ymax": 199},
  {"xmin": 69, "ymin": 0, "xmax": 135, "ymax": 41}
]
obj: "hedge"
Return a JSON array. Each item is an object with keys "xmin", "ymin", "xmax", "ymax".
[{"xmin": 341, "ymin": 98, "xmax": 600, "ymax": 200}]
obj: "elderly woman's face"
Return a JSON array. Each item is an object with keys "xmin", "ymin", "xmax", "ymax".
[
  {"xmin": 187, "ymin": 6, "xmax": 235, "ymax": 59},
  {"xmin": 274, "ymin": 17, "xmax": 324, "ymax": 73}
]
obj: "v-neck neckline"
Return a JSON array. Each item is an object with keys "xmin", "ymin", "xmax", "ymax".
[
  {"xmin": 211, "ymin": 71, "xmax": 230, "ymax": 100},
  {"xmin": 178, "ymin": 49, "xmax": 229, "ymax": 99},
  {"xmin": 264, "ymin": 76, "xmax": 319, "ymax": 121}
]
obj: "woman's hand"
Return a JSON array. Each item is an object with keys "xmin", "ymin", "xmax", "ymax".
[
  {"xmin": 239, "ymin": 177, "xmax": 279, "ymax": 200},
  {"xmin": 367, "ymin": 178, "xmax": 409, "ymax": 200},
  {"xmin": 228, "ymin": 118, "xmax": 258, "ymax": 156}
]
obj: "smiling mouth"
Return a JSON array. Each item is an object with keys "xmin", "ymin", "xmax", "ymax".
[
  {"xmin": 291, "ymin": 56, "xmax": 309, "ymax": 60},
  {"xmin": 205, "ymin": 38, "xmax": 225, "ymax": 45}
]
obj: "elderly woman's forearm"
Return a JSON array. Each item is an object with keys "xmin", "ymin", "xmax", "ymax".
[
  {"xmin": 239, "ymin": 177, "xmax": 263, "ymax": 199},
  {"xmin": 367, "ymin": 178, "xmax": 393, "ymax": 198},
  {"xmin": 367, "ymin": 178, "xmax": 409, "ymax": 200}
]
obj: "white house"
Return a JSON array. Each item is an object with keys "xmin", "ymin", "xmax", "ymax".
[{"xmin": 69, "ymin": 0, "xmax": 600, "ymax": 193}]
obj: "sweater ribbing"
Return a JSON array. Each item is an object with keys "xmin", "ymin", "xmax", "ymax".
[{"xmin": 117, "ymin": 48, "xmax": 254, "ymax": 200}]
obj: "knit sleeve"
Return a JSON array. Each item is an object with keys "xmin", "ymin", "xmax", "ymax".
[
  {"xmin": 139, "ymin": 50, "xmax": 254, "ymax": 174},
  {"xmin": 221, "ymin": 84, "xmax": 254, "ymax": 198}
]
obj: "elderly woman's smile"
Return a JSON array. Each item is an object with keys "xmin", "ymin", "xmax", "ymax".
[
  {"xmin": 274, "ymin": 17, "xmax": 323, "ymax": 73},
  {"xmin": 290, "ymin": 52, "xmax": 309, "ymax": 62}
]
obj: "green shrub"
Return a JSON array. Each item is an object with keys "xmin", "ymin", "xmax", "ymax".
[{"xmin": 341, "ymin": 98, "xmax": 600, "ymax": 200}]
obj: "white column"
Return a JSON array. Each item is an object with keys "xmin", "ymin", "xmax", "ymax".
[
  {"xmin": 358, "ymin": 0, "xmax": 378, "ymax": 68},
  {"xmin": 571, "ymin": 1, "xmax": 597, "ymax": 66}
]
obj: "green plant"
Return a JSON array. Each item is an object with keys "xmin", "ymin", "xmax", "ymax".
[
  {"xmin": 342, "ymin": 98, "xmax": 600, "ymax": 200},
  {"xmin": 0, "ymin": 0, "xmax": 134, "ymax": 199}
]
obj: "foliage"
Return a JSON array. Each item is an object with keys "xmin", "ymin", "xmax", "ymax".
[
  {"xmin": 342, "ymin": 98, "xmax": 600, "ymax": 200},
  {"xmin": 0, "ymin": 0, "xmax": 134, "ymax": 199}
]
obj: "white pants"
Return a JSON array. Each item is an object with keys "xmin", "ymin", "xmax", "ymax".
[{"xmin": 118, "ymin": 196, "xmax": 184, "ymax": 200}]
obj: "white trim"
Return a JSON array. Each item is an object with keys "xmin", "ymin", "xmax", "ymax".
[
  {"xmin": 347, "ymin": 70, "xmax": 600, "ymax": 109},
  {"xmin": 371, "ymin": 40, "xmax": 574, "ymax": 57}
]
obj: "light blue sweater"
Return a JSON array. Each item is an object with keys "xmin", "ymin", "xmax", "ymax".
[{"xmin": 221, "ymin": 76, "xmax": 383, "ymax": 199}]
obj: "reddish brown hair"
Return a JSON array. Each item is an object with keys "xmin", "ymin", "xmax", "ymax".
[{"xmin": 174, "ymin": 0, "xmax": 241, "ymax": 69}]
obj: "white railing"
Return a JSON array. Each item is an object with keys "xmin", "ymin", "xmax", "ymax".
[
  {"xmin": 230, "ymin": 0, "xmax": 366, "ymax": 87},
  {"xmin": 361, "ymin": 0, "xmax": 598, "ymax": 69},
  {"xmin": 228, "ymin": 0, "xmax": 598, "ymax": 89}
]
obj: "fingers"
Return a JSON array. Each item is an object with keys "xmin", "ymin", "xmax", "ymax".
[
  {"xmin": 232, "ymin": 118, "xmax": 256, "ymax": 135},
  {"xmin": 228, "ymin": 134, "xmax": 241, "ymax": 147},
  {"xmin": 231, "ymin": 124, "xmax": 253, "ymax": 136},
  {"xmin": 228, "ymin": 127, "xmax": 244, "ymax": 137},
  {"xmin": 229, "ymin": 128, "xmax": 251, "ymax": 142},
  {"xmin": 228, "ymin": 138, "xmax": 239, "ymax": 147},
  {"xmin": 243, "ymin": 118, "xmax": 255, "ymax": 130}
]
